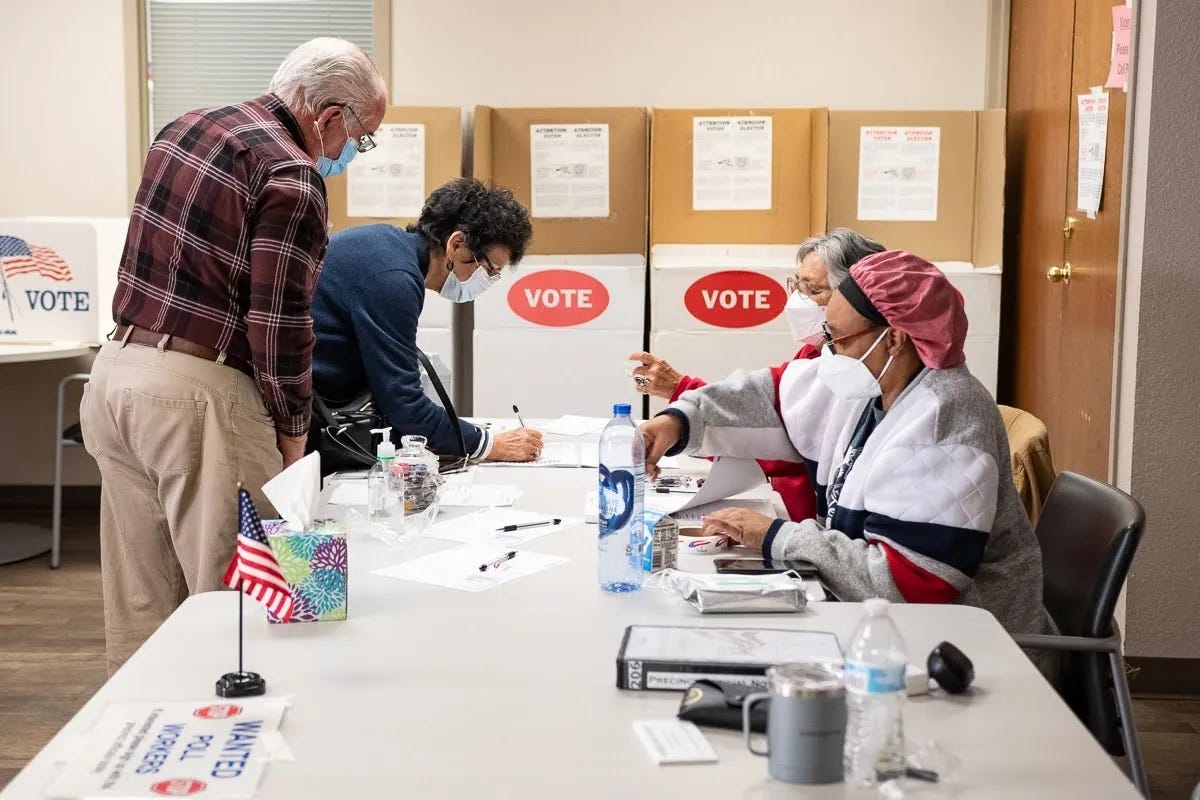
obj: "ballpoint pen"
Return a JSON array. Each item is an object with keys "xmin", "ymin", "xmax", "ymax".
[
  {"xmin": 496, "ymin": 518, "xmax": 562, "ymax": 533},
  {"xmin": 479, "ymin": 551, "xmax": 518, "ymax": 572},
  {"xmin": 512, "ymin": 404, "xmax": 526, "ymax": 428}
]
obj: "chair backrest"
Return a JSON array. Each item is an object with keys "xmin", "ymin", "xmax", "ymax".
[
  {"xmin": 1035, "ymin": 472, "xmax": 1145, "ymax": 638},
  {"xmin": 998, "ymin": 405, "xmax": 1057, "ymax": 525}
]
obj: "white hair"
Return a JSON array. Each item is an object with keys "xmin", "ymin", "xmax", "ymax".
[
  {"xmin": 268, "ymin": 37, "xmax": 386, "ymax": 120},
  {"xmin": 796, "ymin": 228, "xmax": 886, "ymax": 288}
]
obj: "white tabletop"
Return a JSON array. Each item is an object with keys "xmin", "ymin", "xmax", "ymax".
[
  {"xmin": 2, "ymin": 423, "xmax": 1139, "ymax": 799},
  {"xmin": 0, "ymin": 342, "xmax": 94, "ymax": 364}
]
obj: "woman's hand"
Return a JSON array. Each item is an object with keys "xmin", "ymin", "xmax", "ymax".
[
  {"xmin": 629, "ymin": 351, "xmax": 685, "ymax": 400},
  {"xmin": 701, "ymin": 507, "xmax": 776, "ymax": 551},
  {"xmin": 640, "ymin": 414, "xmax": 683, "ymax": 481}
]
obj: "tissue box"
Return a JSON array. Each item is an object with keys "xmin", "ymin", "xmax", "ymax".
[{"xmin": 264, "ymin": 519, "xmax": 348, "ymax": 623}]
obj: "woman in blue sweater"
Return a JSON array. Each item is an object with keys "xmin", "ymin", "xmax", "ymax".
[{"xmin": 312, "ymin": 178, "xmax": 542, "ymax": 462}]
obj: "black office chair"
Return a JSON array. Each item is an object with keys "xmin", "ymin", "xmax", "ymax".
[{"xmin": 1013, "ymin": 471, "xmax": 1148, "ymax": 797}]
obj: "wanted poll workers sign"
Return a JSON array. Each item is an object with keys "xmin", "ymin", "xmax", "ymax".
[
  {"xmin": 0, "ymin": 219, "xmax": 100, "ymax": 344},
  {"xmin": 45, "ymin": 698, "xmax": 287, "ymax": 798}
]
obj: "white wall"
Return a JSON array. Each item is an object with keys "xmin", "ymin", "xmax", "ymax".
[
  {"xmin": 0, "ymin": 0, "xmax": 129, "ymax": 487},
  {"xmin": 390, "ymin": 0, "xmax": 996, "ymax": 109},
  {"xmin": 0, "ymin": 0, "xmax": 999, "ymax": 486}
]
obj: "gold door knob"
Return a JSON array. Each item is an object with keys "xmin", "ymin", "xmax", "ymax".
[{"xmin": 1047, "ymin": 264, "xmax": 1072, "ymax": 284}]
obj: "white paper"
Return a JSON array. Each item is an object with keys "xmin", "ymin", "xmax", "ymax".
[
  {"xmin": 45, "ymin": 698, "xmax": 287, "ymax": 799},
  {"xmin": 650, "ymin": 457, "xmax": 767, "ymax": 516},
  {"xmin": 662, "ymin": 498, "xmax": 778, "ymax": 526},
  {"xmin": 261, "ymin": 451, "xmax": 320, "ymax": 529},
  {"xmin": 692, "ymin": 116, "xmax": 773, "ymax": 210},
  {"xmin": 1077, "ymin": 91, "xmax": 1110, "ymax": 219},
  {"xmin": 479, "ymin": 441, "xmax": 599, "ymax": 469},
  {"xmin": 462, "ymin": 417, "xmax": 517, "ymax": 433},
  {"xmin": 439, "ymin": 483, "xmax": 521, "ymax": 508},
  {"xmin": 623, "ymin": 625, "xmax": 842, "ymax": 664},
  {"xmin": 423, "ymin": 507, "xmax": 581, "ymax": 545},
  {"xmin": 530, "ymin": 123, "xmax": 610, "ymax": 218},
  {"xmin": 373, "ymin": 545, "xmax": 568, "ymax": 592},
  {"xmin": 584, "ymin": 490, "xmax": 599, "ymax": 523},
  {"xmin": 329, "ymin": 481, "xmax": 369, "ymax": 507},
  {"xmin": 633, "ymin": 720, "xmax": 718, "ymax": 766},
  {"xmin": 541, "ymin": 415, "xmax": 610, "ymax": 437},
  {"xmin": 346, "ymin": 123, "xmax": 425, "ymax": 218},
  {"xmin": 857, "ymin": 126, "xmax": 941, "ymax": 221}
]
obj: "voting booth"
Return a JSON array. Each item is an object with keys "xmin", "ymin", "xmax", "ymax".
[
  {"xmin": 323, "ymin": 106, "xmax": 464, "ymax": 388},
  {"xmin": 471, "ymin": 106, "xmax": 649, "ymax": 418},
  {"xmin": 648, "ymin": 108, "xmax": 828, "ymax": 414},
  {"xmin": 0, "ymin": 217, "xmax": 127, "ymax": 345}
]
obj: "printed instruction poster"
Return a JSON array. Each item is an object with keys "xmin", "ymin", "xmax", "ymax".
[
  {"xmin": 45, "ymin": 698, "xmax": 287, "ymax": 798},
  {"xmin": 529, "ymin": 124, "xmax": 610, "ymax": 218},
  {"xmin": 346, "ymin": 123, "xmax": 426, "ymax": 218},
  {"xmin": 1077, "ymin": 92, "xmax": 1110, "ymax": 218},
  {"xmin": 857, "ymin": 126, "xmax": 941, "ymax": 221},
  {"xmin": 692, "ymin": 116, "xmax": 773, "ymax": 211}
]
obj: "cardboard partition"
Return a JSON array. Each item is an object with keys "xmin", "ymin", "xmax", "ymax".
[
  {"xmin": 472, "ymin": 106, "xmax": 649, "ymax": 255},
  {"xmin": 473, "ymin": 328, "xmax": 642, "ymax": 418},
  {"xmin": 647, "ymin": 329, "xmax": 798, "ymax": 415},
  {"xmin": 650, "ymin": 245, "xmax": 797, "ymax": 332},
  {"xmin": 324, "ymin": 107, "xmax": 463, "ymax": 235},
  {"xmin": 0, "ymin": 217, "xmax": 128, "ymax": 344},
  {"xmin": 826, "ymin": 110, "xmax": 1005, "ymax": 267},
  {"xmin": 650, "ymin": 108, "xmax": 828, "ymax": 246},
  {"xmin": 473, "ymin": 255, "xmax": 645, "ymax": 331}
]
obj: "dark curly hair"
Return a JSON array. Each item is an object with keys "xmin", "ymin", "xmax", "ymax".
[{"xmin": 406, "ymin": 177, "xmax": 533, "ymax": 265}]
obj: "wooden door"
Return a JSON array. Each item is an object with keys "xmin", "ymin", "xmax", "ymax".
[{"xmin": 1003, "ymin": 0, "xmax": 1127, "ymax": 480}]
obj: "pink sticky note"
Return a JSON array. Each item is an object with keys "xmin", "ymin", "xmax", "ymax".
[
  {"xmin": 1113, "ymin": 5, "xmax": 1133, "ymax": 33},
  {"xmin": 1105, "ymin": 29, "xmax": 1132, "ymax": 90}
]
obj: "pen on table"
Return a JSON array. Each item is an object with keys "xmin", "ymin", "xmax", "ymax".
[
  {"xmin": 496, "ymin": 518, "xmax": 562, "ymax": 533},
  {"xmin": 654, "ymin": 487, "xmax": 699, "ymax": 494},
  {"xmin": 479, "ymin": 551, "xmax": 518, "ymax": 572},
  {"xmin": 512, "ymin": 404, "xmax": 526, "ymax": 428}
]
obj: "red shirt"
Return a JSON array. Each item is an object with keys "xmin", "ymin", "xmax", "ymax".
[
  {"xmin": 669, "ymin": 344, "xmax": 821, "ymax": 521},
  {"xmin": 114, "ymin": 94, "xmax": 328, "ymax": 437}
]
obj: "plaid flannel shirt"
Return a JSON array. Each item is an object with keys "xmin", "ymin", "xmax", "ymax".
[{"xmin": 113, "ymin": 93, "xmax": 328, "ymax": 437}]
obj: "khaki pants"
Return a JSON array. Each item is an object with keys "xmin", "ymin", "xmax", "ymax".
[{"xmin": 80, "ymin": 339, "xmax": 282, "ymax": 674}]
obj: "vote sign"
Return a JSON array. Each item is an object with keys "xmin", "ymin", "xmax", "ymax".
[
  {"xmin": 506, "ymin": 269, "xmax": 610, "ymax": 327},
  {"xmin": 0, "ymin": 220, "xmax": 100, "ymax": 343},
  {"xmin": 684, "ymin": 270, "xmax": 787, "ymax": 329}
]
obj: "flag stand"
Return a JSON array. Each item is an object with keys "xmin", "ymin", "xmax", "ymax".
[{"xmin": 216, "ymin": 578, "xmax": 266, "ymax": 698}]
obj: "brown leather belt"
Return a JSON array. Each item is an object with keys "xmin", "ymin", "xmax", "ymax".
[{"xmin": 114, "ymin": 325, "xmax": 253, "ymax": 378}]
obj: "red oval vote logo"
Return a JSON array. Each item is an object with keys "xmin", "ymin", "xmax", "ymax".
[
  {"xmin": 193, "ymin": 704, "xmax": 242, "ymax": 720},
  {"xmin": 151, "ymin": 779, "xmax": 207, "ymax": 796},
  {"xmin": 507, "ymin": 269, "xmax": 610, "ymax": 327},
  {"xmin": 684, "ymin": 270, "xmax": 787, "ymax": 329}
]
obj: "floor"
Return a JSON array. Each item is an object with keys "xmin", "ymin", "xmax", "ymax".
[{"xmin": 2, "ymin": 511, "xmax": 1200, "ymax": 797}]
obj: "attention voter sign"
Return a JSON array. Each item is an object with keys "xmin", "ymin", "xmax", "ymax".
[{"xmin": 45, "ymin": 698, "xmax": 287, "ymax": 799}]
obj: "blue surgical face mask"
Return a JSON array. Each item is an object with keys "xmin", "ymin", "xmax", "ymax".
[{"xmin": 314, "ymin": 119, "xmax": 358, "ymax": 179}]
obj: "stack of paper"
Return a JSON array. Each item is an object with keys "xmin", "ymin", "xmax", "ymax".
[
  {"xmin": 373, "ymin": 545, "xmax": 568, "ymax": 592},
  {"xmin": 541, "ymin": 415, "xmax": 611, "ymax": 436},
  {"xmin": 424, "ymin": 508, "xmax": 582, "ymax": 546},
  {"xmin": 440, "ymin": 483, "xmax": 521, "ymax": 508},
  {"xmin": 479, "ymin": 441, "xmax": 599, "ymax": 469}
]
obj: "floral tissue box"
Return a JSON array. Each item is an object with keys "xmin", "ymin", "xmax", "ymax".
[{"xmin": 264, "ymin": 519, "xmax": 348, "ymax": 623}]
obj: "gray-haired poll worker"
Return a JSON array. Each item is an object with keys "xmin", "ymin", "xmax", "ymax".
[
  {"xmin": 311, "ymin": 178, "xmax": 544, "ymax": 462},
  {"xmin": 80, "ymin": 38, "xmax": 388, "ymax": 672}
]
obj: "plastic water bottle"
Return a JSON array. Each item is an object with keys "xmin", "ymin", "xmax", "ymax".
[
  {"xmin": 367, "ymin": 427, "xmax": 402, "ymax": 529},
  {"xmin": 843, "ymin": 597, "xmax": 907, "ymax": 788},
  {"xmin": 597, "ymin": 403, "xmax": 645, "ymax": 593}
]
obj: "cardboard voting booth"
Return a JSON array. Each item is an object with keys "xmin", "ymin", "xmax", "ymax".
[{"xmin": 471, "ymin": 106, "xmax": 649, "ymax": 418}]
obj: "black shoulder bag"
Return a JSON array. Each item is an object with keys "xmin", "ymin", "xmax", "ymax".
[{"xmin": 309, "ymin": 350, "xmax": 467, "ymax": 474}]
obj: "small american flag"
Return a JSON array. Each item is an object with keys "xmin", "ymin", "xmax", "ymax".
[
  {"xmin": 223, "ymin": 488, "xmax": 294, "ymax": 622},
  {"xmin": 0, "ymin": 235, "xmax": 73, "ymax": 282}
]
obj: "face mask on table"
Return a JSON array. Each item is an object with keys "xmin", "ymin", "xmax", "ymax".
[{"xmin": 817, "ymin": 328, "xmax": 894, "ymax": 400}]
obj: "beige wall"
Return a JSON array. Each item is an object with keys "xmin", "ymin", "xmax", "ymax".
[
  {"xmin": 0, "ymin": 0, "xmax": 1000, "ymax": 487},
  {"xmin": 1117, "ymin": 0, "xmax": 1200, "ymax": 660}
]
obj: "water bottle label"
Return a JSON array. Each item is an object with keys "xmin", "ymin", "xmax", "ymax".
[
  {"xmin": 844, "ymin": 661, "xmax": 906, "ymax": 694},
  {"xmin": 598, "ymin": 465, "xmax": 637, "ymax": 538}
]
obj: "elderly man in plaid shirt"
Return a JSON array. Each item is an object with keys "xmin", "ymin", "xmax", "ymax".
[{"xmin": 81, "ymin": 38, "xmax": 387, "ymax": 672}]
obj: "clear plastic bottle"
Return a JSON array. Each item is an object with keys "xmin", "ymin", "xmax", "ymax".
[
  {"xmin": 597, "ymin": 403, "xmax": 645, "ymax": 593},
  {"xmin": 367, "ymin": 427, "xmax": 402, "ymax": 531},
  {"xmin": 395, "ymin": 434, "xmax": 442, "ymax": 534},
  {"xmin": 843, "ymin": 597, "xmax": 908, "ymax": 788}
]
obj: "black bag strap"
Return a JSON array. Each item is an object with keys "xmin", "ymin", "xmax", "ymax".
[{"xmin": 417, "ymin": 348, "xmax": 468, "ymax": 460}]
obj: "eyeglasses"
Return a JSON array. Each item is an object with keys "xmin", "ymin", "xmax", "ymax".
[
  {"xmin": 821, "ymin": 321, "xmax": 883, "ymax": 353},
  {"xmin": 473, "ymin": 254, "xmax": 503, "ymax": 279},
  {"xmin": 787, "ymin": 276, "xmax": 831, "ymax": 297},
  {"xmin": 339, "ymin": 104, "xmax": 376, "ymax": 154}
]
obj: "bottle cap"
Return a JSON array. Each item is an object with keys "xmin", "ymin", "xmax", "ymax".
[
  {"xmin": 864, "ymin": 597, "xmax": 890, "ymax": 616},
  {"xmin": 370, "ymin": 427, "xmax": 396, "ymax": 459},
  {"xmin": 613, "ymin": 403, "xmax": 632, "ymax": 416}
]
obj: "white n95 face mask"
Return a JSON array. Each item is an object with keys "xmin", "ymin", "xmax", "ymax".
[
  {"xmin": 440, "ymin": 264, "xmax": 501, "ymax": 303},
  {"xmin": 817, "ymin": 328, "xmax": 894, "ymax": 400},
  {"xmin": 784, "ymin": 291, "xmax": 826, "ymax": 345}
]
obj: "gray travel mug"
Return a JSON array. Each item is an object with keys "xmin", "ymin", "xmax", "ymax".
[{"xmin": 742, "ymin": 662, "xmax": 847, "ymax": 784}]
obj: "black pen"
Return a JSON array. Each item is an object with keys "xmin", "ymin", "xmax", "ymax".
[
  {"xmin": 496, "ymin": 518, "xmax": 562, "ymax": 533},
  {"xmin": 654, "ymin": 487, "xmax": 699, "ymax": 494},
  {"xmin": 512, "ymin": 404, "xmax": 526, "ymax": 428},
  {"xmin": 479, "ymin": 551, "xmax": 518, "ymax": 572}
]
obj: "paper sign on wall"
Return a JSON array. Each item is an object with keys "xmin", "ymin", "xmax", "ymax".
[
  {"xmin": 692, "ymin": 116, "xmax": 773, "ymax": 211},
  {"xmin": 857, "ymin": 126, "xmax": 941, "ymax": 222},
  {"xmin": 530, "ymin": 124, "xmax": 610, "ymax": 218},
  {"xmin": 45, "ymin": 698, "xmax": 288, "ymax": 799},
  {"xmin": 1106, "ymin": 5, "xmax": 1133, "ymax": 91},
  {"xmin": 1077, "ymin": 91, "xmax": 1110, "ymax": 219},
  {"xmin": 346, "ymin": 123, "xmax": 426, "ymax": 218}
]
